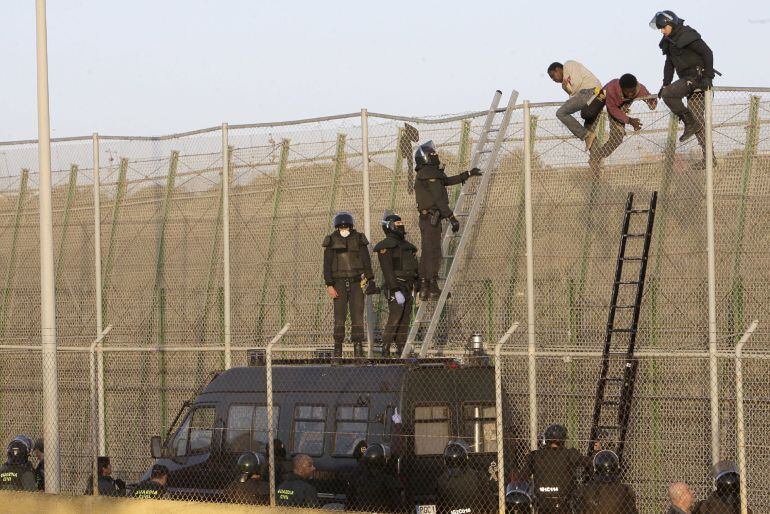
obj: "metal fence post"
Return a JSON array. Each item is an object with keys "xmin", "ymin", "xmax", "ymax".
[
  {"xmin": 36, "ymin": 0, "xmax": 60, "ymax": 493},
  {"xmin": 361, "ymin": 108, "xmax": 375, "ymax": 357},
  {"xmin": 523, "ymin": 100, "xmax": 538, "ymax": 450},
  {"xmin": 92, "ymin": 133, "xmax": 106, "ymax": 455},
  {"xmin": 705, "ymin": 89, "xmax": 719, "ymax": 465},
  {"xmin": 735, "ymin": 320, "xmax": 757, "ymax": 514},
  {"xmin": 495, "ymin": 322, "xmax": 519, "ymax": 514},
  {"xmin": 266, "ymin": 323, "xmax": 290, "ymax": 507},
  {"xmin": 222, "ymin": 123, "xmax": 232, "ymax": 369},
  {"xmin": 89, "ymin": 325, "xmax": 111, "ymax": 496}
]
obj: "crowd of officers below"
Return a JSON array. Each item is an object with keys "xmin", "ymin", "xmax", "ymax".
[{"xmin": 1, "ymin": 425, "xmax": 751, "ymax": 513}]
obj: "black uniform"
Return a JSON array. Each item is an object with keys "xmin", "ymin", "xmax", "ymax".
[
  {"xmin": 520, "ymin": 446, "xmax": 590, "ymax": 512},
  {"xmin": 348, "ymin": 468, "xmax": 404, "ymax": 512},
  {"xmin": 374, "ymin": 233, "xmax": 418, "ymax": 357},
  {"xmin": 575, "ymin": 479, "xmax": 638, "ymax": 514},
  {"xmin": 322, "ymin": 229, "xmax": 374, "ymax": 356},
  {"xmin": 131, "ymin": 479, "xmax": 167, "ymax": 499},
  {"xmin": 414, "ymin": 163, "xmax": 472, "ymax": 282},
  {"xmin": 34, "ymin": 459, "xmax": 43, "ymax": 491},
  {"xmin": 435, "ymin": 467, "xmax": 495, "ymax": 513},
  {"xmin": 225, "ymin": 477, "xmax": 270, "ymax": 504},
  {"xmin": 659, "ymin": 22, "xmax": 714, "ymax": 152},
  {"xmin": 276, "ymin": 472, "xmax": 319, "ymax": 508},
  {"xmin": 695, "ymin": 492, "xmax": 751, "ymax": 514},
  {"xmin": 0, "ymin": 462, "xmax": 37, "ymax": 491}
]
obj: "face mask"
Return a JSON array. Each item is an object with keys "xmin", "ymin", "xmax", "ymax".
[{"xmin": 339, "ymin": 229, "xmax": 350, "ymax": 238}]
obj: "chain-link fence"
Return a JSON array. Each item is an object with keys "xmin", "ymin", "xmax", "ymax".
[{"xmin": 0, "ymin": 87, "xmax": 769, "ymax": 512}]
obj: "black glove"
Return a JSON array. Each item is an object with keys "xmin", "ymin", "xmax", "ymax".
[
  {"xmin": 469, "ymin": 167, "xmax": 482, "ymax": 177},
  {"xmin": 449, "ymin": 216, "xmax": 460, "ymax": 233},
  {"xmin": 364, "ymin": 280, "xmax": 379, "ymax": 295}
]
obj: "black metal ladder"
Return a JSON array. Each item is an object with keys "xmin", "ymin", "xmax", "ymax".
[{"xmin": 588, "ymin": 191, "xmax": 657, "ymax": 461}]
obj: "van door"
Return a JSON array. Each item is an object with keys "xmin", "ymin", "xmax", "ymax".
[{"xmin": 165, "ymin": 404, "xmax": 218, "ymax": 499}]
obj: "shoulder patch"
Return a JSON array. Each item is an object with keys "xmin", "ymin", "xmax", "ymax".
[{"xmin": 379, "ymin": 248, "xmax": 388, "ymax": 254}]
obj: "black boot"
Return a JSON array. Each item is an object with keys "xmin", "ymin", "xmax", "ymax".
[
  {"xmin": 353, "ymin": 342, "xmax": 364, "ymax": 358},
  {"xmin": 333, "ymin": 341, "xmax": 343, "ymax": 358},
  {"xmin": 419, "ymin": 278, "xmax": 430, "ymax": 301},
  {"xmin": 679, "ymin": 110, "xmax": 702, "ymax": 143},
  {"xmin": 429, "ymin": 278, "xmax": 442, "ymax": 300}
]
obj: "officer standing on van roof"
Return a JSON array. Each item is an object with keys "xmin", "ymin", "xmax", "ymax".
[
  {"xmin": 0, "ymin": 438, "xmax": 37, "ymax": 491},
  {"xmin": 435, "ymin": 440, "xmax": 495, "ymax": 513},
  {"xmin": 413, "ymin": 141, "xmax": 481, "ymax": 301},
  {"xmin": 322, "ymin": 211, "xmax": 378, "ymax": 357},
  {"xmin": 374, "ymin": 211, "xmax": 419, "ymax": 357},
  {"xmin": 348, "ymin": 443, "xmax": 404, "ymax": 512},
  {"xmin": 575, "ymin": 450, "xmax": 638, "ymax": 513},
  {"xmin": 520, "ymin": 424, "xmax": 591, "ymax": 512},
  {"xmin": 225, "ymin": 452, "xmax": 270, "ymax": 504}
]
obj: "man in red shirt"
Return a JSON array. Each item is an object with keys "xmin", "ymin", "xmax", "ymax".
[{"xmin": 584, "ymin": 74, "xmax": 657, "ymax": 168}]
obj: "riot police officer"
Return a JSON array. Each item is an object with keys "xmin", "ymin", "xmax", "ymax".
[
  {"xmin": 0, "ymin": 439, "xmax": 38, "ymax": 491},
  {"xmin": 348, "ymin": 443, "xmax": 403, "ymax": 512},
  {"xmin": 435, "ymin": 440, "xmax": 494, "ymax": 513},
  {"xmin": 322, "ymin": 211, "xmax": 377, "ymax": 357},
  {"xmin": 575, "ymin": 450, "xmax": 638, "ymax": 513},
  {"xmin": 374, "ymin": 212, "xmax": 419, "ymax": 357},
  {"xmin": 520, "ymin": 424, "xmax": 590, "ymax": 512},
  {"xmin": 413, "ymin": 141, "xmax": 481, "ymax": 300},
  {"xmin": 650, "ymin": 10, "xmax": 716, "ymax": 168},
  {"xmin": 225, "ymin": 452, "xmax": 270, "ymax": 504},
  {"xmin": 695, "ymin": 460, "xmax": 752, "ymax": 514}
]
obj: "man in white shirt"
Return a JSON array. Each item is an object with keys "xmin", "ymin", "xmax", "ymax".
[{"xmin": 547, "ymin": 61, "xmax": 602, "ymax": 151}]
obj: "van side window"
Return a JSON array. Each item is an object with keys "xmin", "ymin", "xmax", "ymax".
[
  {"xmin": 463, "ymin": 404, "xmax": 497, "ymax": 453},
  {"xmin": 225, "ymin": 405, "xmax": 280, "ymax": 453},
  {"xmin": 188, "ymin": 406, "xmax": 216, "ymax": 455},
  {"xmin": 170, "ymin": 412, "xmax": 192, "ymax": 458},
  {"xmin": 414, "ymin": 405, "xmax": 450, "ymax": 455},
  {"xmin": 333, "ymin": 406, "xmax": 369, "ymax": 456},
  {"xmin": 292, "ymin": 405, "xmax": 327, "ymax": 456}
]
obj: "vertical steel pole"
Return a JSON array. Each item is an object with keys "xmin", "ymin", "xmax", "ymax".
[
  {"xmin": 222, "ymin": 124, "xmax": 232, "ymax": 369},
  {"xmin": 523, "ymin": 101, "xmax": 538, "ymax": 451},
  {"xmin": 92, "ymin": 133, "xmax": 105, "ymax": 455},
  {"xmin": 361, "ymin": 108, "xmax": 375, "ymax": 357},
  {"xmin": 705, "ymin": 89, "xmax": 719, "ymax": 465},
  {"xmin": 35, "ymin": 0, "xmax": 60, "ymax": 493},
  {"xmin": 495, "ymin": 322, "xmax": 519, "ymax": 514},
  {"xmin": 735, "ymin": 320, "xmax": 757, "ymax": 514}
]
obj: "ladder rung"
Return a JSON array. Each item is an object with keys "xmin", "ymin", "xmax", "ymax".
[
  {"xmin": 602, "ymin": 377, "xmax": 623, "ymax": 382},
  {"xmin": 609, "ymin": 328, "xmax": 637, "ymax": 333},
  {"xmin": 487, "ymin": 128, "xmax": 500, "ymax": 132},
  {"xmin": 622, "ymin": 257, "xmax": 646, "ymax": 261},
  {"xmin": 606, "ymin": 351, "xmax": 630, "ymax": 356},
  {"xmin": 478, "ymin": 149, "xmax": 493, "ymax": 154},
  {"xmin": 613, "ymin": 305, "xmax": 636, "ymax": 309},
  {"xmin": 615, "ymin": 281, "xmax": 640, "ymax": 285},
  {"xmin": 597, "ymin": 425, "xmax": 620, "ymax": 431},
  {"xmin": 601, "ymin": 400, "xmax": 620, "ymax": 406},
  {"xmin": 454, "ymin": 212, "xmax": 469, "ymax": 217},
  {"xmin": 628, "ymin": 209, "xmax": 649, "ymax": 214},
  {"xmin": 623, "ymin": 233, "xmax": 647, "ymax": 238}
]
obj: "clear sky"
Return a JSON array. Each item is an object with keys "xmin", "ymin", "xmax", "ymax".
[{"xmin": 2, "ymin": 0, "xmax": 768, "ymax": 140}]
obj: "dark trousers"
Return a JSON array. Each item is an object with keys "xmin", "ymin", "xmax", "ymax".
[
  {"xmin": 662, "ymin": 78, "xmax": 706, "ymax": 150},
  {"xmin": 381, "ymin": 287, "xmax": 414, "ymax": 356},
  {"xmin": 419, "ymin": 213, "xmax": 443, "ymax": 280},
  {"xmin": 332, "ymin": 277, "xmax": 364, "ymax": 355}
]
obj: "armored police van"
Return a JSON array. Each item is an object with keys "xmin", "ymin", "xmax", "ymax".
[{"xmin": 146, "ymin": 356, "xmax": 525, "ymax": 507}]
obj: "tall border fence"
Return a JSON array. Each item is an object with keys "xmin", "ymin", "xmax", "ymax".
[{"xmin": 0, "ymin": 87, "xmax": 769, "ymax": 511}]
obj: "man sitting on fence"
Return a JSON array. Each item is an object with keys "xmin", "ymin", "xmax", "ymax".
[{"xmin": 583, "ymin": 73, "xmax": 658, "ymax": 169}]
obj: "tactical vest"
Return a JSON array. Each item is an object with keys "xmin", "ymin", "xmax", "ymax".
[
  {"xmin": 414, "ymin": 164, "xmax": 448, "ymax": 212},
  {"xmin": 380, "ymin": 236, "xmax": 418, "ymax": 280},
  {"xmin": 323, "ymin": 231, "xmax": 367, "ymax": 279},
  {"xmin": 660, "ymin": 25, "xmax": 706, "ymax": 79}
]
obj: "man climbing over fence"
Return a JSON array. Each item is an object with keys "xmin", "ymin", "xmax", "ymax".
[{"xmin": 548, "ymin": 60, "xmax": 603, "ymax": 151}]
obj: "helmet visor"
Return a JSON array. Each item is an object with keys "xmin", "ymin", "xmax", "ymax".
[{"xmin": 650, "ymin": 11, "xmax": 674, "ymax": 29}]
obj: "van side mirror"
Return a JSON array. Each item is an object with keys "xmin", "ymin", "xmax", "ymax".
[{"xmin": 150, "ymin": 436, "xmax": 162, "ymax": 459}]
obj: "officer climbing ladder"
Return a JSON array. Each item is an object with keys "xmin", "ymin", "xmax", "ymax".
[{"xmin": 402, "ymin": 89, "xmax": 519, "ymax": 358}]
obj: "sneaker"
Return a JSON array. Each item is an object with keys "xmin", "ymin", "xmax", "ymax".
[{"xmin": 584, "ymin": 131, "xmax": 597, "ymax": 151}]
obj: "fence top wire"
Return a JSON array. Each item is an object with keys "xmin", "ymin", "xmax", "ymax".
[{"xmin": 2, "ymin": 86, "xmax": 764, "ymax": 147}]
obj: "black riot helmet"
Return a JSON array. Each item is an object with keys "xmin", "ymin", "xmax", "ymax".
[
  {"xmin": 713, "ymin": 460, "xmax": 740, "ymax": 497},
  {"xmin": 415, "ymin": 140, "xmax": 439, "ymax": 167},
  {"xmin": 544, "ymin": 424, "xmax": 568, "ymax": 446},
  {"xmin": 237, "ymin": 452, "xmax": 266, "ymax": 482},
  {"xmin": 363, "ymin": 443, "xmax": 390, "ymax": 470},
  {"xmin": 333, "ymin": 211, "xmax": 355, "ymax": 229},
  {"xmin": 649, "ymin": 10, "xmax": 680, "ymax": 29},
  {"xmin": 506, "ymin": 490, "xmax": 533, "ymax": 513},
  {"xmin": 7, "ymin": 440, "xmax": 29, "ymax": 464},
  {"xmin": 593, "ymin": 450, "xmax": 620, "ymax": 481},
  {"xmin": 381, "ymin": 211, "xmax": 405, "ymax": 237},
  {"xmin": 443, "ymin": 440, "xmax": 470, "ymax": 469}
]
